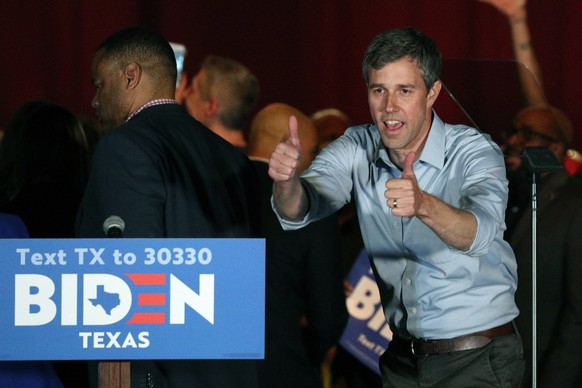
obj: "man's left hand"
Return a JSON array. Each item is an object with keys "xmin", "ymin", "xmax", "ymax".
[{"xmin": 385, "ymin": 152, "xmax": 423, "ymax": 218}]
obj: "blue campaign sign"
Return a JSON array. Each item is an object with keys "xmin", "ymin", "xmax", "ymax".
[
  {"xmin": 0, "ymin": 238, "xmax": 265, "ymax": 361},
  {"xmin": 339, "ymin": 249, "xmax": 391, "ymax": 375}
]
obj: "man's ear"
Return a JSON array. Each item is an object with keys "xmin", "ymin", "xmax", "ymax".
[
  {"xmin": 206, "ymin": 96, "xmax": 220, "ymax": 117},
  {"xmin": 427, "ymin": 79, "xmax": 442, "ymax": 108},
  {"xmin": 124, "ymin": 62, "xmax": 141, "ymax": 90}
]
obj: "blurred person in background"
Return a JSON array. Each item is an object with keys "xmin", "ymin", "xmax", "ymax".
[
  {"xmin": 0, "ymin": 100, "xmax": 91, "ymax": 387},
  {"xmin": 0, "ymin": 100, "xmax": 90, "ymax": 239},
  {"xmin": 480, "ymin": 0, "xmax": 581, "ymax": 175},
  {"xmin": 479, "ymin": 4, "xmax": 582, "ymax": 386},
  {"xmin": 311, "ymin": 108, "xmax": 381, "ymax": 388},
  {"xmin": 248, "ymin": 102, "xmax": 347, "ymax": 388},
  {"xmin": 501, "ymin": 104, "xmax": 582, "ymax": 387},
  {"xmin": 176, "ymin": 54, "xmax": 259, "ymax": 151}
]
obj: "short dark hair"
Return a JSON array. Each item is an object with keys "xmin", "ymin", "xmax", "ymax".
[
  {"xmin": 362, "ymin": 27, "xmax": 441, "ymax": 91},
  {"xmin": 97, "ymin": 27, "xmax": 177, "ymax": 84}
]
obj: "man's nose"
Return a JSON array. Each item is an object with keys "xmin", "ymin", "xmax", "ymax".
[{"xmin": 384, "ymin": 94, "xmax": 397, "ymax": 112}]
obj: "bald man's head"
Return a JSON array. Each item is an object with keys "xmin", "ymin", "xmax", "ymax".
[
  {"xmin": 248, "ymin": 102, "xmax": 318, "ymax": 173},
  {"xmin": 512, "ymin": 105, "xmax": 573, "ymax": 147},
  {"xmin": 311, "ymin": 108, "xmax": 351, "ymax": 150},
  {"xmin": 504, "ymin": 105, "xmax": 574, "ymax": 172}
]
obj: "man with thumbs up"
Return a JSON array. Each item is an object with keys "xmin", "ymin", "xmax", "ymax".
[{"xmin": 269, "ymin": 28, "xmax": 524, "ymax": 387}]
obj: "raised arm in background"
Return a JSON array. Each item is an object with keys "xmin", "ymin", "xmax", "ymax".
[{"xmin": 479, "ymin": 0, "xmax": 545, "ymax": 106}]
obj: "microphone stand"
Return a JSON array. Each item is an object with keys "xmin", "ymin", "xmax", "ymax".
[
  {"xmin": 521, "ymin": 147, "xmax": 563, "ymax": 388},
  {"xmin": 99, "ymin": 216, "xmax": 130, "ymax": 388},
  {"xmin": 530, "ymin": 170, "xmax": 539, "ymax": 388}
]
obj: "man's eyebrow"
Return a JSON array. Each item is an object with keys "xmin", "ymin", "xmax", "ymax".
[
  {"xmin": 396, "ymin": 83, "xmax": 417, "ymax": 89},
  {"xmin": 368, "ymin": 82, "xmax": 417, "ymax": 89}
]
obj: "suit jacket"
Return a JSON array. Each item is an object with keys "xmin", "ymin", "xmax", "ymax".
[
  {"xmin": 76, "ymin": 103, "xmax": 261, "ymax": 388},
  {"xmin": 76, "ymin": 103, "xmax": 260, "ymax": 239},
  {"xmin": 510, "ymin": 171, "xmax": 582, "ymax": 387},
  {"xmin": 252, "ymin": 160, "xmax": 348, "ymax": 388}
]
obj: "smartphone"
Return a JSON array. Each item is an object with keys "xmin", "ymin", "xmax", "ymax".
[{"xmin": 169, "ymin": 42, "xmax": 187, "ymax": 87}]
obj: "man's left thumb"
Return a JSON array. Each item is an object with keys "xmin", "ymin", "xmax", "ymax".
[{"xmin": 402, "ymin": 151, "xmax": 416, "ymax": 178}]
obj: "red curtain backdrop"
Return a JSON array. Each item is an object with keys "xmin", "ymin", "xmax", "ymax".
[{"xmin": 2, "ymin": 0, "xmax": 580, "ymax": 150}]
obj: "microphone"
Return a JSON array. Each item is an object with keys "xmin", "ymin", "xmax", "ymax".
[{"xmin": 103, "ymin": 215, "xmax": 125, "ymax": 238}]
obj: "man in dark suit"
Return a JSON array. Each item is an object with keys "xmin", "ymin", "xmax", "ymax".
[
  {"xmin": 248, "ymin": 103, "xmax": 348, "ymax": 388},
  {"xmin": 76, "ymin": 27, "xmax": 261, "ymax": 388}
]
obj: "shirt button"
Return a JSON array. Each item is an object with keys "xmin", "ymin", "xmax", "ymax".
[
  {"xmin": 411, "ymin": 307, "xmax": 417, "ymax": 314},
  {"xmin": 393, "ymin": 221, "xmax": 399, "ymax": 227},
  {"xmin": 406, "ymin": 278, "xmax": 412, "ymax": 285}
]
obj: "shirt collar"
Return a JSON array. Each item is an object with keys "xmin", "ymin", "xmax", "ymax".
[
  {"xmin": 126, "ymin": 99, "xmax": 179, "ymax": 122},
  {"xmin": 421, "ymin": 111, "xmax": 445, "ymax": 170}
]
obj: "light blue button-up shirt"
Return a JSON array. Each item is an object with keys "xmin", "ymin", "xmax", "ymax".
[{"xmin": 276, "ymin": 112, "xmax": 519, "ymax": 340}]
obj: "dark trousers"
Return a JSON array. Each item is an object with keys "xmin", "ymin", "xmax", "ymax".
[{"xmin": 379, "ymin": 330, "xmax": 525, "ymax": 387}]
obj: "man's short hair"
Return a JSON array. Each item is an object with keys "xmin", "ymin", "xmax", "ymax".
[
  {"xmin": 199, "ymin": 55, "xmax": 259, "ymax": 130},
  {"xmin": 97, "ymin": 27, "xmax": 177, "ymax": 84},
  {"xmin": 362, "ymin": 27, "xmax": 442, "ymax": 91}
]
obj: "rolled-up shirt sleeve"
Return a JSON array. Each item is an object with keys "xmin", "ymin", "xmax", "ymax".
[{"xmin": 458, "ymin": 139, "xmax": 509, "ymax": 256}]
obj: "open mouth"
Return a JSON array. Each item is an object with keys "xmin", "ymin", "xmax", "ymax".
[{"xmin": 384, "ymin": 120, "xmax": 404, "ymax": 132}]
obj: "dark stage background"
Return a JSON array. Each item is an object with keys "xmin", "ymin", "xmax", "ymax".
[{"xmin": 2, "ymin": 0, "xmax": 580, "ymax": 151}]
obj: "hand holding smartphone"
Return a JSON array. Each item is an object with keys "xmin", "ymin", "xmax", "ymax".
[{"xmin": 170, "ymin": 42, "xmax": 187, "ymax": 87}]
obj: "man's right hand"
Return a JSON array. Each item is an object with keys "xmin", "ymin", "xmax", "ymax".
[
  {"xmin": 268, "ymin": 115, "xmax": 308, "ymax": 221},
  {"xmin": 268, "ymin": 115, "xmax": 302, "ymax": 183}
]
